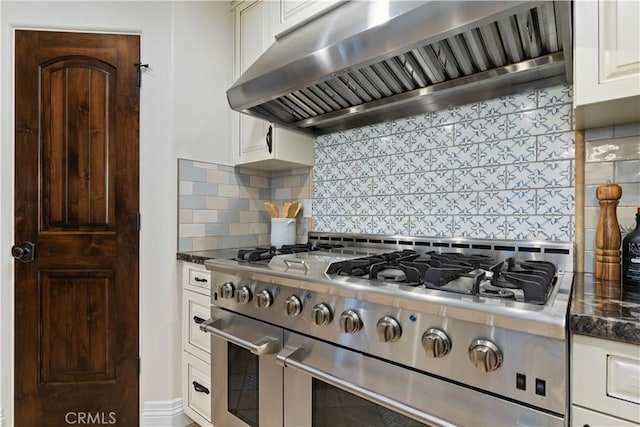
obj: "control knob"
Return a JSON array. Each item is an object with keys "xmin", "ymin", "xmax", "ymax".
[
  {"xmin": 376, "ymin": 316, "xmax": 402, "ymax": 342},
  {"xmin": 468, "ymin": 339, "xmax": 503, "ymax": 372},
  {"xmin": 236, "ymin": 286, "xmax": 252, "ymax": 304},
  {"xmin": 339, "ymin": 310, "xmax": 362, "ymax": 334},
  {"xmin": 311, "ymin": 303, "xmax": 333, "ymax": 325},
  {"xmin": 284, "ymin": 295, "xmax": 302, "ymax": 316},
  {"xmin": 422, "ymin": 328, "xmax": 451, "ymax": 358},
  {"xmin": 254, "ymin": 289, "xmax": 273, "ymax": 308},
  {"xmin": 219, "ymin": 282, "xmax": 235, "ymax": 299}
]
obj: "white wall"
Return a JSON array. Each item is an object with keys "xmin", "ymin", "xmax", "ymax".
[{"xmin": 0, "ymin": 2, "xmax": 233, "ymax": 425}]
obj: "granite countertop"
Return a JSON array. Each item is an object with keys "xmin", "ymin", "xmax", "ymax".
[
  {"xmin": 176, "ymin": 248, "xmax": 239, "ymax": 264},
  {"xmin": 571, "ymin": 273, "xmax": 640, "ymax": 344}
]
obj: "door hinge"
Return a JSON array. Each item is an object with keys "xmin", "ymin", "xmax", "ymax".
[
  {"xmin": 134, "ymin": 63, "xmax": 149, "ymax": 87},
  {"xmin": 137, "ymin": 357, "xmax": 141, "ymax": 377},
  {"xmin": 136, "ymin": 212, "xmax": 141, "ymax": 232}
]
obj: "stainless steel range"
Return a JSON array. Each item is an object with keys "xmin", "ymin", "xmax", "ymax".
[{"xmin": 201, "ymin": 233, "xmax": 574, "ymax": 427}]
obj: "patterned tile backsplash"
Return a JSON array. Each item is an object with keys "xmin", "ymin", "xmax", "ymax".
[
  {"xmin": 312, "ymin": 84, "xmax": 576, "ymax": 241},
  {"xmin": 178, "ymin": 159, "xmax": 311, "ymax": 252}
]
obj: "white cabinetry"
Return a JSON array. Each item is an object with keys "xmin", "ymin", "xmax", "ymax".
[
  {"xmin": 571, "ymin": 334, "xmax": 640, "ymax": 426},
  {"xmin": 181, "ymin": 262, "xmax": 212, "ymax": 427},
  {"xmin": 232, "ymin": 0, "xmax": 314, "ymax": 170},
  {"xmin": 272, "ymin": 0, "xmax": 345, "ymax": 38},
  {"xmin": 574, "ymin": 0, "xmax": 640, "ymax": 128}
]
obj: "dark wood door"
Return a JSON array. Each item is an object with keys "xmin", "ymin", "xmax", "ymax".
[{"xmin": 14, "ymin": 30, "xmax": 140, "ymax": 426}]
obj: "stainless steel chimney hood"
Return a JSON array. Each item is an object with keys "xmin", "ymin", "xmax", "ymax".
[{"xmin": 227, "ymin": 1, "xmax": 572, "ymax": 136}]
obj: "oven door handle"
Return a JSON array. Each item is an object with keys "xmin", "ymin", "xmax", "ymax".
[
  {"xmin": 277, "ymin": 345, "xmax": 457, "ymax": 427},
  {"xmin": 200, "ymin": 318, "xmax": 280, "ymax": 356}
]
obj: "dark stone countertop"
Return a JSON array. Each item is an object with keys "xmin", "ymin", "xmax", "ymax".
[
  {"xmin": 176, "ymin": 248, "xmax": 240, "ymax": 264},
  {"xmin": 570, "ymin": 273, "xmax": 640, "ymax": 344}
]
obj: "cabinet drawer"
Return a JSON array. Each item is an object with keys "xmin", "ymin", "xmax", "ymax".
[
  {"xmin": 572, "ymin": 334, "xmax": 640, "ymax": 424},
  {"xmin": 183, "ymin": 262, "xmax": 211, "ymax": 295},
  {"xmin": 182, "ymin": 352, "xmax": 212, "ymax": 426},
  {"xmin": 184, "ymin": 290, "xmax": 211, "ymax": 361},
  {"xmin": 572, "ymin": 405, "xmax": 638, "ymax": 427}
]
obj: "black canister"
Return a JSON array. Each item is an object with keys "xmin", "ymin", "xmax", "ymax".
[{"xmin": 622, "ymin": 207, "xmax": 640, "ymax": 301}]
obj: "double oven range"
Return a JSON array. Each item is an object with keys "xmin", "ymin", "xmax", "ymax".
[{"xmin": 200, "ymin": 233, "xmax": 574, "ymax": 427}]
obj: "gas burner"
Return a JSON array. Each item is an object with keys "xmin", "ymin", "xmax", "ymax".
[
  {"xmin": 236, "ymin": 243, "xmax": 345, "ymax": 263},
  {"xmin": 328, "ymin": 251, "xmax": 556, "ymax": 304}
]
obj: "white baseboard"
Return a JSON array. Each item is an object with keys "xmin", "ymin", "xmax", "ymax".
[{"xmin": 140, "ymin": 398, "xmax": 192, "ymax": 427}]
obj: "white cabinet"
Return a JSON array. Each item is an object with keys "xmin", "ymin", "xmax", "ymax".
[
  {"xmin": 571, "ymin": 334, "xmax": 640, "ymax": 426},
  {"xmin": 181, "ymin": 262, "xmax": 212, "ymax": 427},
  {"xmin": 232, "ymin": 0, "xmax": 314, "ymax": 170},
  {"xmin": 272, "ymin": 0, "xmax": 345, "ymax": 38},
  {"xmin": 574, "ymin": 0, "xmax": 640, "ymax": 128}
]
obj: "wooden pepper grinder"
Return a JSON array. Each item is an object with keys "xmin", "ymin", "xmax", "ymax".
[{"xmin": 595, "ymin": 182, "xmax": 622, "ymax": 280}]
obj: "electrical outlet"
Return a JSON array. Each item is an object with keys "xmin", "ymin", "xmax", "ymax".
[{"xmin": 302, "ymin": 199, "xmax": 312, "ymax": 218}]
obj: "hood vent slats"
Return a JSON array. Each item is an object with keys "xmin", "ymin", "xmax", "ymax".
[{"xmin": 228, "ymin": 1, "xmax": 572, "ymax": 135}]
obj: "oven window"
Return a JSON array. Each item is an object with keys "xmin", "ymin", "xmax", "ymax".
[
  {"xmin": 312, "ymin": 379, "xmax": 426, "ymax": 427},
  {"xmin": 228, "ymin": 342, "xmax": 259, "ymax": 426}
]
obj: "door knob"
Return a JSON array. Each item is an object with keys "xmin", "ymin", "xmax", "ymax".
[{"xmin": 11, "ymin": 241, "xmax": 35, "ymax": 263}]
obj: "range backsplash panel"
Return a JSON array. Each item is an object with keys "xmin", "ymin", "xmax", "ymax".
[{"xmin": 312, "ymin": 84, "xmax": 575, "ymax": 241}]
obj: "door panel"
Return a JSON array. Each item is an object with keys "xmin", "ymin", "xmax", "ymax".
[{"xmin": 14, "ymin": 30, "xmax": 139, "ymax": 426}]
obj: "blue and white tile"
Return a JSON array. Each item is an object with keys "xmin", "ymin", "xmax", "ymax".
[
  {"xmin": 509, "ymin": 104, "xmax": 572, "ymax": 137},
  {"xmin": 537, "ymin": 131, "xmax": 575, "ymax": 161},
  {"xmin": 431, "ymin": 193, "xmax": 453, "ymax": 216},
  {"xmin": 494, "ymin": 190, "xmax": 536, "ymax": 215},
  {"xmin": 473, "ymin": 115, "xmax": 508, "ymax": 143},
  {"xmin": 341, "ymin": 177, "xmax": 373, "ymax": 197},
  {"xmin": 371, "ymin": 120, "xmax": 398, "ymax": 137},
  {"xmin": 432, "ymin": 106, "xmax": 463, "ymax": 126},
  {"xmin": 313, "ymin": 180, "xmax": 342, "ymax": 198},
  {"xmin": 343, "ymin": 216, "xmax": 373, "ymax": 234},
  {"xmin": 419, "ymin": 125, "xmax": 455, "ymax": 150},
  {"xmin": 506, "ymin": 216, "xmax": 572, "ymax": 241},
  {"xmin": 389, "ymin": 194, "xmax": 430, "ymax": 215},
  {"xmin": 393, "ymin": 114, "xmax": 430, "ymax": 133},
  {"xmin": 413, "ymin": 170, "xmax": 452, "ymax": 193},
  {"xmin": 451, "ymin": 144, "xmax": 479, "ymax": 168},
  {"xmin": 453, "ymin": 120, "xmax": 480, "ymax": 144},
  {"xmin": 353, "ymin": 157, "xmax": 390, "ymax": 178},
  {"xmin": 505, "ymin": 161, "xmax": 571, "ymax": 189},
  {"xmin": 469, "ymin": 166, "xmax": 505, "ymax": 191},
  {"xmin": 448, "ymin": 191, "xmax": 477, "ymax": 215},
  {"xmin": 372, "ymin": 173, "xmax": 413, "ymax": 195},
  {"xmin": 371, "ymin": 215, "xmax": 411, "ymax": 235},
  {"xmin": 538, "ymin": 84, "xmax": 572, "ymax": 107},
  {"xmin": 411, "ymin": 215, "xmax": 452, "ymax": 237},
  {"xmin": 358, "ymin": 196, "xmax": 390, "ymax": 216},
  {"xmin": 430, "ymin": 147, "xmax": 455, "ymax": 170},
  {"xmin": 342, "ymin": 140, "xmax": 370, "ymax": 160},
  {"xmin": 390, "ymin": 150, "xmax": 429, "ymax": 174},
  {"xmin": 494, "ymin": 137, "xmax": 537, "ymax": 164},
  {"xmin": 371, "ymin": 134, "xmax": 406, "ymax": 156},
  {"xmin": 538, "ymin": 187, "xmax": 575, "ymax": 215}
]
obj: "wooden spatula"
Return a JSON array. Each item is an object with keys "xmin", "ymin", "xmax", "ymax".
[
  {"xmin": 283, "ymin": 202, "xmax": 292, "ymax": 218},
  {"xmin": 264, "ymin": 202, "xmax": 279, "ymax": 218}
]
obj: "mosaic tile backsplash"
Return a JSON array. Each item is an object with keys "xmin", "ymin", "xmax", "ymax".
[
  {"xmin": 312, "ymin": 84, "xmax": 575, "ymax": 241},
  {"xmin": 583, "ymin": 122, "xmax": 640, "ymax": 274},
  {"xmin": 178, "ymin": 159, "xmax": 311, "ymax": 252}
]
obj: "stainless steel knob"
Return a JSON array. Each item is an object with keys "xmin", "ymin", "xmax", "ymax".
[
  {"xmin": 311, "ymin": 303, "xmax": 332, "ymax": 325},
  {"xmin": 219, "ymin": 282, "xmax": 235, "ymax": 299},
  {"xmin": 468, "ymin": 339, "xmax": 503, "ymax": 372},
  {"xmin": 284, "ymin": 295, "xmax": 302, "ymax": 316},
  {"xmin": 422, "ymin": 328, "xmax": 452, "ymax": 358},
  {"xmin": 237, "ymin": 286, "xmax": 252, "ymax": 304},
  {"xmin": 376, "ymin": 316, "xmax": 402, "ymax": 342},
  {"xmin": 339, "ymin": 310, "xmax": 363, "ymax": 334},
  {"xmin": 255, "ymin": 289, "xmax": 273, "ymax": 308}
]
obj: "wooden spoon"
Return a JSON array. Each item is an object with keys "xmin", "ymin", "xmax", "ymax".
[
  {"xmin": 290, "ymin": 201, "xmax": 301, "ymax": 218},
  {"xmin": 283, "ymin": 202, "xmax": 292, "ymax": 218},
  {"xmin": 264, "ymin": 202, "xmax": 279, "ymax": 218}
]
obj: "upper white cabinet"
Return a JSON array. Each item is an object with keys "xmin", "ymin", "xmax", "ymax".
[
  {"xmin": 574, "ymin": 0, "xmax": 640, "ymax": 128},
  {"xmin": 272, "ymin": 0, "xmax": 345, "ymax": 38},
  {"xmin": 232, "ymin": 0, "xmax": 314, "ymax": 170}
]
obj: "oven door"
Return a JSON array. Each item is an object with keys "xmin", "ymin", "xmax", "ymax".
[
  {"xmin": 277, "ymin": 331, "xmax": 565, "ymax": 427},
  {"xmin": 200, "ymin": 307, "xmax": 283, "ymax": 427}
]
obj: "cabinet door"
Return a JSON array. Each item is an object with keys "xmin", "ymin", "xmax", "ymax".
[
  {"xmin": 572, "ymin": 405, "xmax": 638, "ymax": 427},
  {"xmin": 574, "ymin": 0, "xmax": 640, "ymax": 127},
  {"xmin": 235, "ymin": 0, "xmax": 273, "ymax": 165},
  {"xmin": 274, "ymin": 0, "xmax": 345, "ymax": 37}
]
